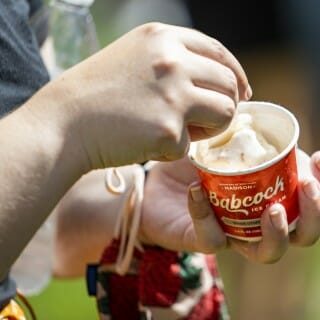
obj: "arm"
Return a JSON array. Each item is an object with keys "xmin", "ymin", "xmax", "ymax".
[
  {"xmin": 0, "ymin": 97, "xmax": 83, "ymax": 281},
  {"xmin": 0, "ymin": 22, "xmax": 251, "ymax": 280}
]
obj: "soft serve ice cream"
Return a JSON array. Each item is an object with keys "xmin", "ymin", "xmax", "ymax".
[
  {"xmin": 196, "ymin": 112, "xmax": 279, "ymax": 171},
  {"xmin": 188, "ymin": 101, "xmax": 300, "ymax": 241}
]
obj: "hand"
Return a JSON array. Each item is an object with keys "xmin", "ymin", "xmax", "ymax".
[
  {"xmin": 140, "ymin": 157, "xmax": 227, "ymax": 252},
  {"xmin": 140, "ymin": 157, "xmax": 290, "ymax": 263},
  {"xmin": 53, "ymin": 150, "xmax": 320, "ymax": 278},
  {"xmin": 289, "ymin": 150, "xmax": 320, "ymax": 246},
  {"xmin": 1, "ymin": 22, "xmax": 251, "ymax": 280},
  {"xmin": 225, "ymin": 149, "xmax": 320, "ymax": 262},
  {"xmin": 28, "ymin": 22, "xmax": 251, "ymax": 169}
]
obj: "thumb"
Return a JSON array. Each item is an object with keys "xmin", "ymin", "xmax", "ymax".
[{"xmin": 188, "ymin": 181, "xmax": 227, "ymax": 253}]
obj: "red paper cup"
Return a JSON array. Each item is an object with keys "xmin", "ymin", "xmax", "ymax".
[{"xmin": 188, "ymin": 101, "xmax": 300, "ymax": 241}]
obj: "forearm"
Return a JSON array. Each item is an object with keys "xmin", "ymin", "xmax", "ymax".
[
  {"xmin": 0, "ymin": 21, "xmax": 253, "ymax": 280},
  {"xmin": 0, "ymin": 87, "xmax": 87, "ymax": 281}
]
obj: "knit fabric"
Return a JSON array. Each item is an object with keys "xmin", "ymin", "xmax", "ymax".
[{"xmin": 88, "ymin": 239, "xmax": 230, "ymax": 320}]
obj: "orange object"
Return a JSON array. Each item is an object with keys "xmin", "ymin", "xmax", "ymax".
[
  {"xmin": 0, "ymin": 299, "xmax": 26, "ymax": 320},
  {"xmin": 189, "ymin": 101, "xmax": 300, "ymax": 241},
  {"xmin": 0, "ymin": 290, "xmax": 36, "ymax": 320},
  {"xmin": 197, "ymin": 148, "xmax": 299, "ymax": 241}
]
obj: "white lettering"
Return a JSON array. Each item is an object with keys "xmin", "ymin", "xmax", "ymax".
[
  {"xmin": 230, "ymin": 194, "xmax": 242, "ymax": 210},
  {"xmin": 209, "ymin": 192, "xmax": 218, "ymax": 206},
  {"xmin": 243, "ymin": 196, "xmax": 253, "ymax": 207},
  {"xmin": 209, "ymin": 176, "xmax": 285, "ymax": 216},
  {"xmin": 264, "ymin": 186, "xmax": 274, "ymax": 199}
]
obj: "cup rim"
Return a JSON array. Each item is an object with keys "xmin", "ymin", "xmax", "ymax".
[{"xmin": 188, "ymin": 101, "xmax": 300, "ymax": 176}]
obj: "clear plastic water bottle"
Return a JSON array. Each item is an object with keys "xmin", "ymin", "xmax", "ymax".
[
  {"xmin": 11, "ymin": 0, "xmax": 99, "ymax": 296},
  {"xmin": 46, "ymin": 0, "xmax": 100, "ymax": 78}
]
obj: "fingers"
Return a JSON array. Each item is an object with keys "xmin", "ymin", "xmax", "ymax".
[
  {"xmin": 188, "ymin": 181, "xmax": 290, "ymax": 263},
  {"xmin": 292, "ymin": 149, "xmax": 320, "ymax": 246},
  {"xmin": 230, "ymin": 204, "xmax": 289, "ymax": 264},
  {"xmin": 178, "ymin": 27, "xmax": 252, "ymax": 101},
  {"xmin": 296, "ymin": 148, "xmax": 312, "ymax": 179},
  {"xmin": 185, "ymin": 52, "xmax": 239, "ymax": 103},
  {"xmin": 183, "ymin": 51, "xmax": 240, "ymax": 138},
  {"xmin": 188, "ymin": 181, "xmax": 227, "ymax": 253},
  {"xmin": 176, "ymin": 26, "xmax": 252, "ymax": 140},
  {"xmin": 311, "ymin": 151, "xmax": 320, "ymax": 181},
  {"xmin": 186, "ymin": 87, "xmax": 236, "ymax": 140},
  {"xmin": 257, "ymin": 204, "xmax": 289, "ymax": 262},
  {"xmin": 290, "ymin": 178, "xmax": 320, "ymax": 246}
]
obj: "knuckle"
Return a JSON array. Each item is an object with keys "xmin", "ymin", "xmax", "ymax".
[
  {"xmin": 213, "ymin": 98, "xmax": 236, "ymax": 133},
  {"xmin": 197, "ymin": 237, "xmax": 225, "ymax": 254},
  {"xmin": 139, "ymin": 22, "xmax": 166, "ymax": 36},
  {"xmin": 152, "ymin": 55, "xmax": 181, "ymax": 79},
  {"xmin": 157, "ymin": 117, "xmax": 180, "ymax": 143},
  {"xmin": 224, "ymin": 68, "xmax": 238, "ymax": 97},
  {"xmin": 161, "ymin": 88, "xmax": 180, "ymax": 107},
  {"xmin": 222, "ymin": 97, "xmax": 236, "ymax": 119},
  {"xmin": 157, "ymin": 119, "xmax": 187, "ymax": 159},
  {"xmin": 212, "ymin": 39, "xmax": 226, "ymax": 61}
]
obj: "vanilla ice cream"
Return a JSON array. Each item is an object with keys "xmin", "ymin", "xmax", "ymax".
[{"xmin": 196, "ymin": 112, "xmax": 279, "ymax": 172}]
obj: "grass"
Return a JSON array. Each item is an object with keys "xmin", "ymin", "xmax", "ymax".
[{"xmin": 28, "ymin": 278, "xmax": 97, "ymax": 319}]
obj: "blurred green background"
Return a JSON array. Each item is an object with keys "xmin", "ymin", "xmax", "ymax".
[{"xmin": 29, "ymin": 278, "xmax": 96, "ymax": 319}]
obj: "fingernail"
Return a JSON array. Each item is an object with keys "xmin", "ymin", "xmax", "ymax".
[
  {"xmin": 245, "ymin": 85, "xmax": 253, "ymax": 100},
  {"xmin": 190, "ymin": 184, "xmax": 205, "ymax": 202},
  {"xmin": 270, "ymin": 207, "xmax": 286, "ymax": 230},
  {"xmin": 303, "ymin": 179, "xmax": 320, "ymax": 200}
]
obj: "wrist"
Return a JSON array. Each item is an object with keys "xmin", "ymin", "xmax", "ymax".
[
  {"xmin": 20, "ymin": 81, "xmax": 91, "ymax": 179},
  {"xmin": 46, "ymin": 65, "xmax": 117, "ymax": 169},
  {"xmin": 0, "ymin": 93, "xmax": 89, "ymax": 278}
]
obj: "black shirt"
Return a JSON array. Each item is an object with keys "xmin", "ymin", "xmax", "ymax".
[
  {"xmin": 0, "ymin": 0, "xmax": 49, "ymax": 116},
  {"xmin": 0, "ymin": 0, "xmax": 49, "ymax": 309}
]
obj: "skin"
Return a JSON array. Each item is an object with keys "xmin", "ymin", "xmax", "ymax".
[
  {"xmin": 0, "ymin": 22, "xmax": 251, "ymax": 281},
  {"xmin": 53, "ymin": 150, "xmax": 320, "ymax": 277},
  {"xmin": 290, "ymin": 150, "xmax": 320, "ymax": 246}
]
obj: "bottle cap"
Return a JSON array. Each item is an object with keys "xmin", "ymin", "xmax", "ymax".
[{"xmin": 62, "ymin": 0, "xmax": 94, "ymax": 6}]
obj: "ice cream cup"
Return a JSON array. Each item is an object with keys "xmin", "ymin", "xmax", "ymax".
[{"xmin": 188, "ymin": 101, "xmax": 300, "ymax": 242}]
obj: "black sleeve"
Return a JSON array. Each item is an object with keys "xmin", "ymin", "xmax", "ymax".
[
  {"xmin": 0, "ymin": 1, "xmax": 48, "ymax": 311},
  {"xmin": 0, "ymin": 0, "xmax": 49, "ymax": 116},
  {"xmin": 0, "ymin": 276, "xmax": 17, "ymax": 311}
]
